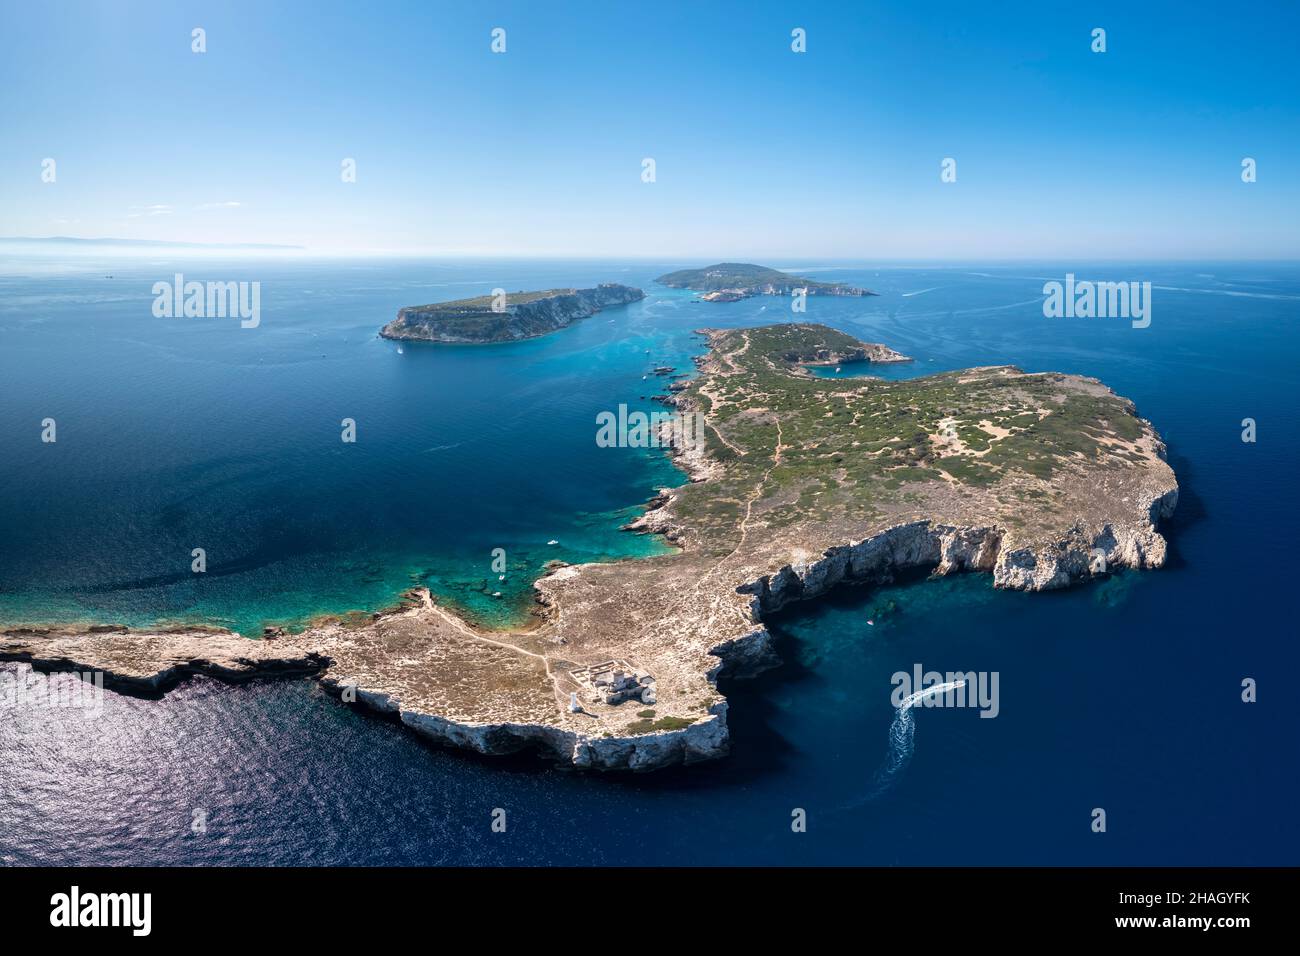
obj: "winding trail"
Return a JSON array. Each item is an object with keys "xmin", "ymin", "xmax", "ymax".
[
  {"xmin": 422, "ymin": 592, "xmax": 557, "ymax": 690},
  {"xmin": 672, "ymin": 410, "xmax": 789, "ymax": 636},
  {"xmin": 695, "ymin": 331, "xmax": 750, "ymax": 458},
  {"xmin": 702, "ymin": 415, "xmax": 786, "ymax": 628}
]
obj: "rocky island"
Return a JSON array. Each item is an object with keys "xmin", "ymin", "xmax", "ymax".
[
  {"xmin": 379, "ymin": 283, "xmax": 644, "ymax": 343},
  {"xmin": 783, "ymin": 338, "xmax": 912, "ymax": 366},
  {"xmin": 657, "ymin": 262, "xmax": 876, "ymax": 301},
  {"xmin": 1, "ymin": 324, "xmax": 1177, "ymax": 772}
]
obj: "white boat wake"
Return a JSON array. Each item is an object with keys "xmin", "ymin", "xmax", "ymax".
[{"xmin": 845, "ymin": 679, "xmax": 966, "ymax": 807}]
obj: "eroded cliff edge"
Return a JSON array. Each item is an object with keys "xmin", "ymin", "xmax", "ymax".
[
  {"xmin": 1, "ymin": 323, "xmax": 1178, "ymax": 772},
  {"xmin": 379, "ymin": 283, "xmax": 644, "ymax": 343}
]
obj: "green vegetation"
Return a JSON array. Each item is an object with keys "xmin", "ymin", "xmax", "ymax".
[
  {"xmin": 380, "ymin": 284, "xmax": 644, "ymax": 343},
  {"xmin": 624, "ymin": 715, "xmax": 698, "ymax": 734},
  {"xmin": 667, "ymin": 324, "xmax": 1155, "ymax": 538},
  {"xmin": 656, "ymin": 262, "xmax": 870, "ymax": 295},
  {"xmin": 402, "ymin": 288, "xmax": 573, "ymax": 314}
]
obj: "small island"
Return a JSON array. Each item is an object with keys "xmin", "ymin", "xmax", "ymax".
[
  {"xmin": 784, "ymin": 340, "xmax": 912, "ymax": 366},
  {"xmin": 380, "ymin": 283, "xmax": 644, "ymax": 343},
  {"xmin": 656, "ymin": 262, "xmax": 876, "ymax": 301}
]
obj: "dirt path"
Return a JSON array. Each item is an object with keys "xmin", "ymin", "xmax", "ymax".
[
  {"xmin": 669, "ymin": 412, "xmax": 789, "ymax": 636},
  {"xmin": 695, "ymin": 332, "xmax": 749, "ymax": 458},
  {"xmin": 421, "ymin": 591, "xmax": 557, "ymax": 682}
]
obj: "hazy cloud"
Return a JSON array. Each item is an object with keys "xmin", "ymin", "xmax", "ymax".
[{"xmin": 126, "ymin": 204, "xmax": 173, "ymax": 219}]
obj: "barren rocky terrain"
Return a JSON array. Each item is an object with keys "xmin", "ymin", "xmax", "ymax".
[{"xmin": 1, "ymin": 324, "xmax": 1178, "ymax": 771}]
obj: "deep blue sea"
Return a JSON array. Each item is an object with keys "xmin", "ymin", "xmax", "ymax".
[{"xmin": 1, "ymin": 256, "xmax": 1296, "ymax": 865}]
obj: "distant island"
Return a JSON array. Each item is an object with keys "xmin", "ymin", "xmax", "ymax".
[
  {"xmin": 656, "ymin": 262, "xmax": 876, "ymax": 301},
  {"xmin": 780, "ymin": 337, "xmax": 911, "ymax": 366},
  {"xmin": 380, "ymin": 284, "xmax": 644, "ymax": 343}
]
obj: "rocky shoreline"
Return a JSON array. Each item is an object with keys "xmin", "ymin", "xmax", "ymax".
[
  {"xmin": 379, "ymin": 283, "xmax": 644, "ymax": 344},
  {"xmin": 0, "ymin": 498, "xmax": 1177, "ymax": 770},
  {"xmin": 1, "ymin": 323, "xmax": 1179, "ymax": 773}
]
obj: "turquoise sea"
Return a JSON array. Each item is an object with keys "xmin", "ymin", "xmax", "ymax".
[{"xmin": 1, "ymin": 256, "xmax": 1297, "ymax": 865}]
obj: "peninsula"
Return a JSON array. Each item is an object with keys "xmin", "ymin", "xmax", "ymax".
[
  {"xmin": 0, "ymin": 324, "xmax": 1177, "ymax": 771},
  {"xmin": 656, "ymin": 262, "xmax": 876, "ymax": 301},
  {"xmin": 379, "ymin": 283, "xmax": 644, "ymax": 343}
]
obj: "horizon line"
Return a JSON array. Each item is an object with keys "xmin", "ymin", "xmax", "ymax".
[{"xmin": 2, "ymin": 238, "xmax": 1298, "ymax": 264}]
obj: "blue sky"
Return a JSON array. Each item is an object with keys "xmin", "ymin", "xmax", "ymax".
[{"xmin": 2, "ymin": 0, "xmax": 1297, "ymax": 257}]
